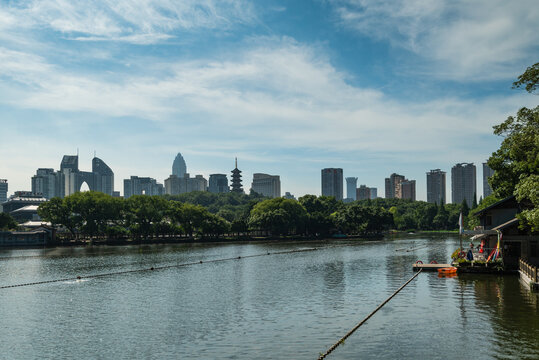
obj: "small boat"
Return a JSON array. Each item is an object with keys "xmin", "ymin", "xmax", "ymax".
[{"xmin": 437, "ymin": 267, "xmax": 458, "ymax": 275}]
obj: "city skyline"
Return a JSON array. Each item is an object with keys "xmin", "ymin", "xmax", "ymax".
[
  {"xmin": 1, "ymin": 1, "xmax": 537, "ymax": 201},
  {"xmin": 1, "ymin": 150, "xmax": 498, "ymax": 202}
]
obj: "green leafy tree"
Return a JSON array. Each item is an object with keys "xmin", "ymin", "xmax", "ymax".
[
  {"xmin": 515, "ymin": 175, "xmax": 539, "ymax": 231},
  {"xmin": 249, "ymin": 198, "xmax": 307, "ymax": 236},
  {"xmin": 0, "ymin": 213, "xmax": 18, "ymax": 230},
  {"xmin": 38, "ymin": 197, "xmax": 82, "ymax": 237},
  {"xmin": 433, "ymin": 200, "xmax": 449, "ymax": 230},
  {"xmin": 125, "ymin": 195, "xmax": 170, "ymax": 239},
  {"xmin": 487, "ymin": 63, "xmax": 538, "ymax": 230},
  {"xmin": 513, "ymin": 62, "xmax": 538, "ymax": 93}
]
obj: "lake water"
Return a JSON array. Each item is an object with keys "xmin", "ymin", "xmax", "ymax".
[{"xmin": 1, "ymin": 235, "xmax": 538, "ymax": 359}]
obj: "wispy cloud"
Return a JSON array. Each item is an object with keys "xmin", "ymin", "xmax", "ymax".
[
  {"xmin": 0, "ymin": 37, "xmax": 529, "ymax": 158},
  {"xmin": 1, "ymin": 0, "xmax": 255, "ymax": 44},
  {"xmin": 332, "ymin": 0, "xmax": 539, "ymax": 80}
]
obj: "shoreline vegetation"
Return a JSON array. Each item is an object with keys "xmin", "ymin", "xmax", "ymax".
[{"xmin": 27, "ymin": 190, "xmax": 470, "ymax": 248}]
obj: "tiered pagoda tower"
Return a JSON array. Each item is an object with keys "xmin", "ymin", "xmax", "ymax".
[{"xmin": 230, "ymin": 158, "xmax": 243, "ymax": 193}]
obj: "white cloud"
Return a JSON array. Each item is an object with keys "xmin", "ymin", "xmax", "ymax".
[
  {"xmin": 1, "ymin": 0, "xmax": 255, "ymax": 44},
  {"xmin": 0, "ymin": 37, "xmax": 529, "ymax": 159},
  {"xmin": 332, "ymin": 0, "xmax": 539, "ymax": 80}
]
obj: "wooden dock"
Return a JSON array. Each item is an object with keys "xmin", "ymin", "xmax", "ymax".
[{"xmin": 413, "ymin": 263, "xmax": 452, "ymax": 272}]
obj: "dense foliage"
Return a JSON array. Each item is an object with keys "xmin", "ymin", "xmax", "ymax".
[
  {"xmin": 487, "ymin": 62, "xmax": 539, "ymax": 231},
  {"xmin": 37, "ymin": 190, "xmax": 469, "ymax": 241},
  {"xmin": 0, "ymin": 212, "xmax": 18, "ymax": 231}
]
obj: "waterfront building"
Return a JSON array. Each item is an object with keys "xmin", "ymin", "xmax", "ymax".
[
  {"xmin": 345, "ymin": 177, "xmax": 358, "ymax": 201},
  {"xmin": 230, "ymin": 158, "xmax": 243, "ymax": 193},
  {"xmin": 31, "ymin": 155, "xmax": 114, "ymax": 198},
  {"xmin": 483, "ymin": 163, "xmax": 494, "ymax": 198},
  {"xmin": 1, "ymin": 191, "xmax": 47, "ymax": 223},
  {"xmin": 124, "ymin": 176, "xmax": 164, "ymax": 198},
  {"xmin": 251, "ymin": 173, "xmax": 281, "ymax": 198},
  {"xmin": 399, "ymin": 180, "xmax": 416, "ymax": 201},
  {"xmin": 0, "ymin": 179, "xmax": 7, "ymax": 209},
  {"xmin": 385, "ymin": 173, "xmax": 405, "ymax": 198},
  {"xmin": 451, "ymin": 163, "xmax": 476, "ymax": 205},
  {"xmin": 208, "ymin": 174, "xmax": 229, "ymax": 194},
  {"xmin": 426, "ymin": 169, "xmax": 446, "ymax": 204},
  {"xmin": 321, "ymin": 168, "xmax": 343, "ymax": 200},
  {"xmin": 172, "ymin": 153, "xmax": 187, "ymax": 178}
]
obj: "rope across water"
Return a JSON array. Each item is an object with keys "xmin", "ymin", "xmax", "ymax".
[{"xmin": 317, "ymin": 269, "xmax": 423, "ymax": 359}]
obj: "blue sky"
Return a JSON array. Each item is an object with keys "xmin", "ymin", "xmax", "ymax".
[{"xmin": 1, "ymin": 0, "xmax": 538, "ymax": 201}]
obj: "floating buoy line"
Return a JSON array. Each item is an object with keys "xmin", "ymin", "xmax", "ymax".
[{"xmin": 0, "ymin": 242, "xmax": 379, "ymax": 290}]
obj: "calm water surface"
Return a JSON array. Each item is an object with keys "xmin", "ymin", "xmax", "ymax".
[{"xmin": 1, "ymin": 235, "xmax": 538, "ymax": 359}]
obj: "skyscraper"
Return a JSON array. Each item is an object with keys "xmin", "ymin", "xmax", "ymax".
[
  {"xmin": 385, "ymin": 173, "xmax": 405, "ymax": 198},
  {"xmin": 92, "ymin": 157, "xmax": 114, "ymax": 196},
  {"xmin": 208, "ymin": 174, "xmax": 229, "ymax": 193},
  {"xmin": 0, "ymin": 179, "xmax": 7, "ymax": 206},
  {"xmin": 356, "ymin": 185, "xmax": 370, "ymax": 200},
  {"xmin": 31, "ymin": 168, "xmax": 58, "ymax": 199},
  {"xmin": 172, "ymin": 153, "xmax": 187, "ymax": 178},
  {"xmin": 230, "ymin": 158, "xmax": 243, "ymax": 193},
  {"xmin": 345, "ymin": 177, "xmax": 358, "ymax": 200},
  {"xmin": 251, "ymin": 173, "xmax": 281, "ymax": 198},
  {"xmin": 32, "ymin": 155, "xmax": 114, "ymax": 198},
  {"xmin": 124, "ymin": 176, "xmax": 164, "ymax": 198},
  {"xmin": 399, "ymin": 180, "xmax": 416, "ymax": 201},
  {"xmin": 451, "ymin": 163, "xmax": 476, "ymax": 205},
  {"xmin": 483, "ymin": 163, "xmax": 494, "ymax": 198},
  {"xmin": 426, "ymin": 169, "xmax": 446, "ymax": 204},
  {"xmin": 321, "ymin": 168, "xmax": 343, "ymax": 200}
]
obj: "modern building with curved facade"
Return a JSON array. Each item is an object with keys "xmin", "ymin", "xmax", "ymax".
[
  {"xmin": 31, "ymin": 155, "xmax": 114, "ymax": 198},
  {"xmin": 172, "ymin": 153, "xmax": 187, "ymax": 178}
]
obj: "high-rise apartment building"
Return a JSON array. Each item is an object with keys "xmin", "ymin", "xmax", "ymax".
[
  {"xmin": 164, "ymin": 173, "xmax": 207, "ymax": 195},
  {"xmin": 483, "ymin": 163, "xmax": 494, "ymax": 198},
  {"xmin": 426, "ymin": 169, "xmax": 446, "ymax": 204},
  {"xmin": 451, "ymin": 163, "xmax": 476, "ymax": 205},
  {"xmin": 370, "ymin": 188, "xmax": 378, "ymax": 199},
  {"xmin": 208, "ymin": 174, "xmax": 229, "ymax": 194},
  {"xmin": 321, "ymin": 168, "xmax": 343, "ymax": 200},
  {"xmin": 356, "ymin": 185, "xmax": 370, "ymax": 200},
  {"xmin": 124, "ymin": 176, "xmax": 164, "ymax": 198},
  {"xmin": 251, "ymin": 173, "xmax": 281, "ymax": 198},
  {"xmin": 385, "ymin": 173, "xmax": 405, "ymax": 198},
  {"xmin": 172, "ymin": 153, "xmax": 187, "ymax": 178},
  {"xmin": 345, "ymin": 177, "xmax": 358, "ymax": 201},
  {"xmin": 399, "ymin": 180, "xmax": 416, "ymax": 201},
  {"xmin": 0, "ymin": 179, "xmax": 7, "ymax": 208},
  {"xmin": 31, "ymin": 168, "xmax": 58, "ymax": 199}
]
